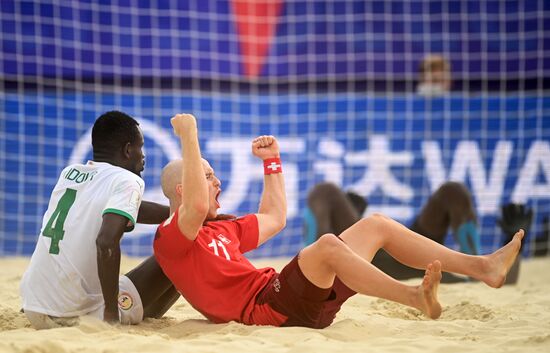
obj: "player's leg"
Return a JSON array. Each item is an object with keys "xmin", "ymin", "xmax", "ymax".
[
  {"xmin": 414, "ymin": 182, "xmax": 480, "ymax": 254},
  {"xmin": 124, "ymin": 256, "xmax": 180, "ymax": 319},
  {"xmin": 371, "ymin": 242, "xmax": 468, "ymax": 283},
  {"xmin": 370, "ymin": 182, "xmax": 477, "ymax": 281},
  {"xmin": 306, "ymin": 183, "xmax": 466, "ymax": 282},
  {"xmin": 143, "ymin": 286, "xmax": 180, "ymax": 319},
  {"xmin": 305, "ymin": 183, "xmax": 361, "ymax": 242},
  {"xmin": 370, "ymin": 250, "xmax": 430, "ymax": 280},
  {"xmin": 298, "ymin": 233, "xmax": 443, "ymax": 319},
  {"xmin": 339, "ymin": 213, "xmax": 523, "ymax": 287}
]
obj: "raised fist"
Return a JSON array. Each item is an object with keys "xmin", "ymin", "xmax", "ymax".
[
  {"xmin": 170, "ymin": 114, "xmax": 197, "ymax": 136},
  {"xmin": 251, "ymin": 135, "xmax": 280, "ymax": 160}
]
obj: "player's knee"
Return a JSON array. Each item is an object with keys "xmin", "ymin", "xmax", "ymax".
[
  {"xmin": 438, "ymin": 181, "xmax": 471, "ymax": 200},
  {"xmin": 315, "ymin": 233, "xmax": 344, "ymax": 258},
  {"xmin": 313, "ymin": 182, "xmax": 340, "ymax": 194},
  {"xmin": 438, "ymin": 181, "xmax": 475, "ymax": 220},
  {"xmin": 369, "ymin": 212, "xmax": 390, "ymax": 221},
  {"xmin": 359, "ymin": 212, "xmax": 390, "ymax": 228},
  {"xmin": 308, "ymin": 182, "xmax": 341, "ymax": 203}
]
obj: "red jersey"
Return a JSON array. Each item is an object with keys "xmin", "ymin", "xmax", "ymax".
[{"xmin": 153, "ymin": 210, "xmax": 278, "ymax": 324}]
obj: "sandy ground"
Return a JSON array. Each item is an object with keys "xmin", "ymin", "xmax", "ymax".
[{"xmin": 1, "ymin": 256, "xmax": 549, "ymax": 353}]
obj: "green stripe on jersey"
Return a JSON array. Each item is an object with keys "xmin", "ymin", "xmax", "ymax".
[{"xmin": 102, "ymin": 208, "xmax": 136, "ymax": 228}]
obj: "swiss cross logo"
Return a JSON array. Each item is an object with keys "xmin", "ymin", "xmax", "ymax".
[
  {"xmin": 217, "ymin": 234, "xmax": 231, "ymax": 245},
  {"xmin": 267, "ymin": 162, "xmax": 281, "ymax": 172},
  {"xmin": 264, "ymin": 158, "xmax": 283, "ymax": 175}
]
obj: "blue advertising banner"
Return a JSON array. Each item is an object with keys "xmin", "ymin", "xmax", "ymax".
[{"xmin": 2, "ymin": 93, "xmax": 549, "ymax": 257}]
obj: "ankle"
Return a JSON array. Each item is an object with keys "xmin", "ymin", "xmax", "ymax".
[
  {"xmin": 477, "ymin": 255, "xmax": 492, "ymax": 277},
  {"xmin": 408, "ymin": 285, "xmax": 423, "ymax": 310}
]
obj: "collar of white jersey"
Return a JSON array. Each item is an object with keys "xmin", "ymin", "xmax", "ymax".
[{"xmin": 86, "ymin": 160, "xmax": 116, "ymax": 168}]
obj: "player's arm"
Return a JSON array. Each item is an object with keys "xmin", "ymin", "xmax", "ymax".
[
  {"xmin": 96, "ymin": 213, "xmax": 128, "ymax": 323},
  {"xmin": 252, "ymin": 135, "xmax": 287, "ymax": 246},
  {"xmin": 171, "ymin": 114, "xmax": 208, "ymax": 240},
  {"xmin": 137, "ymin": 200, "xmax": 170, "ymax": 224}
]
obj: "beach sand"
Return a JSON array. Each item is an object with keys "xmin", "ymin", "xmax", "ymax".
[{"xmin": 1, "ymin": 256, "xmax": 549, "ymax": 353}]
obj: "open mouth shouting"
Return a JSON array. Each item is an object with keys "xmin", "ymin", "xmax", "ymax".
[{"xmin": 214, "ymin": 189, "xmax": 221, "ymax": 209}]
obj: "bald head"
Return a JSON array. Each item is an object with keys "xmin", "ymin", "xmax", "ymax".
[
  {"xmin": 161, "ymin": 158, "xmax": 213, "ymax": 204},
  {"xmin": 161, "ymin": 159, "xmax": 183, "ymax": 202}
]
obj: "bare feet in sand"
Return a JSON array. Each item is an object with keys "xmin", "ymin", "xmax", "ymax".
[
  {"xmin": 417, "ymin": 260, "xmax": 442, "ymax": 319},
  {"xmin": 484, "ymin": 229, "xmax": 525, "ymax": 288}
]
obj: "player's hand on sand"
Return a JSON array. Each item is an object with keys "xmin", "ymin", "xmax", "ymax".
[
  {"xmin": 252, "ymin": 135, "xmax": 280, "ymax": 160},
  {"xmin": 170, "ymin": 114, "xmax": 197, "ymax": 137},
  {"xmin": 103, "ymin": 307, "xmax": 119, "ymax": 324}
]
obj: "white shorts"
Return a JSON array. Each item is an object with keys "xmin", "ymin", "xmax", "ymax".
[
  {"xmin": 25, "ymin": 275, "xmax": 144, "ymax": 329},
  {"xmin": 116, "ymin": 275, "xmax": 144, "ymax": 325}
]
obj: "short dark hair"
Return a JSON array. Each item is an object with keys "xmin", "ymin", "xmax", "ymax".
[{"xmin": 92, "ymin": 111, "xmax": 140, "ymax": 156}]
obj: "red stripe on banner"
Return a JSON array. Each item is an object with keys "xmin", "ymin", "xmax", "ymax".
[{"xmin": 231, "ymin": 0, "xmax": 284, "ymax": 78}]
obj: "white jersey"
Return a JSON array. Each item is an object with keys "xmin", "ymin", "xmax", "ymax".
[{"xmin": 20, "ymin": 161, "xmax": 144, "ymax": 317}]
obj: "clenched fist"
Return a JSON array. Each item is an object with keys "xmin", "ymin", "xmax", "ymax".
[
  {"xmin": 251, "ymin": 135, "xmax": 280, "ymax": 160},
  {"xmin": 170, "ymin": 114, "xmax": 197, "ymax": 137}
]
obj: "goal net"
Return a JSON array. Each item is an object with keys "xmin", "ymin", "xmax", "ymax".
[{"xmin": 1, "ymin": 1, "xmax": 549, "ymax": 258}]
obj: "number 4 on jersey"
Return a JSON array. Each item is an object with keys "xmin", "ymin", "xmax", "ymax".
[{"xmin": 42, "ymin": 188, "xmax": 77, "ymax": 254}]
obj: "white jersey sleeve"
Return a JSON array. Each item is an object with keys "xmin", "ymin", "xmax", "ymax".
[{"xmin": 102, "ymin": 174, "xmax": 144, "ymax": 229}]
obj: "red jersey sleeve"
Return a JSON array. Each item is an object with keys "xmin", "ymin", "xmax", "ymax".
[
  {"xmin": 154, "ymin": 208, "xmax": 194, "ymax": 259},
  {"xmin": 232, "ymin": 214, "xmax": 260, "ymax": 253}
]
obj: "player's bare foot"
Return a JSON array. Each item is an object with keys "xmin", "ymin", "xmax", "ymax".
[
  {"xmin": 483, "ymin": 229, "xmax": 524, "ymax": 288},
  {"xmin": 416, "ymin": 260, "xmax": 442, "ymax": 319}
]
